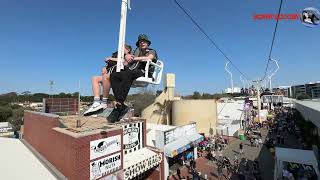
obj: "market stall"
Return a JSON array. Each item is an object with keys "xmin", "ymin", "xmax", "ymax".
[{"xmin": 274, "ymin": 147, "xmax": 319, "ymax": 180}]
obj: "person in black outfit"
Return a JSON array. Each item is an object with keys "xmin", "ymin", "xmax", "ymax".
[
  {"xmin": 177, "ymin": 168, "xmax": 181, "ymax": 179},
  {"xmin": 107, "ymin": 34, "xmax": 158, "ymax": 122}
]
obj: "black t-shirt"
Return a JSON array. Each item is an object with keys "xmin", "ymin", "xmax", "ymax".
[{"xmin": 105, "ymin": 51, "xmax": 118, "ymax": 69}]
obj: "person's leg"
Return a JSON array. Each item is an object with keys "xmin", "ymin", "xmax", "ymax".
[
  {"xmin": 84, "ymin": 76, "xmax": 104, "ymax": 115},
  {"xmin": 116, "ymin": 69, "xmax": 144, "ymax": 104},
  {"xmin": 102, "ymin": 69, "xmax": 111, "ymax": 105},
  {"xmin": 92, "ymin": 76, "xmax": 102, "ymax": 99}
]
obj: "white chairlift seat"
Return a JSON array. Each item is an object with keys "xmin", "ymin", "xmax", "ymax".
[{"xmin": 132, "ymin": 60, "xmax": 164, "ymax": 88}]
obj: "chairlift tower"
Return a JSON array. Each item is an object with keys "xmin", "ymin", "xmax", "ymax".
[
  {"xmin": 267, "ymin": 58, "xmax": 280, "ymax": 92},
  {"xmin": 225, "ymin": 62, "xmax": 234, "ymax": 93},
  {"xmin": 116, "ymin": 0, "xmax": 131, "ymax": 72}
]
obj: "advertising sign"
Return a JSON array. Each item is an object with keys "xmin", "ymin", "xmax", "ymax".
[
  {"xmin": 122, "ymin": 122, "xmax": 143, "ymax": 154},
  {"xmin": 90, "ymin": 153, "xmax": 121, "ymax": 180},
  {"xmin": 124, "ymin": 153, "xmax": 162, "ymax": 180},
  {"xmin": 90, "ymin": 135, "xmax": 121, "ymax": 160}
]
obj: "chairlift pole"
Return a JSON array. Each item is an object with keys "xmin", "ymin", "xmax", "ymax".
[
  {"xmin": 225, "ymin": 62, "xmax": 234, "ymax": 93},
  {"xmin": 268, "ymin": 58, "xmax": 280, "ymax": 92},
  {"xmin": 116, "ymin": 0, "xmax": 130, "ymax": 72},
  {"xmin": 240, "ymin": 75, "xmax": 245, "ymax": 89}
]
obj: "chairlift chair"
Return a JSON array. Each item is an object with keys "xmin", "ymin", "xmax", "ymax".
[{"xmin": 132, "ymin": 59, "xmax": 164, "ymax": 88}]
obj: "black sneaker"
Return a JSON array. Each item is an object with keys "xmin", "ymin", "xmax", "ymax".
[
  {"xmin": 107, "ymin": 108, "xmax": 121, "ymax": 123},
  {"xmin": 118, "ymin": 104, "xmax": 130, "ymax": 120}
]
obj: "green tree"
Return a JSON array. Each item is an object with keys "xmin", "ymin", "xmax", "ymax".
[
  {"xmin": 0, "ymin": 106, "xmax": 13, "ymax": 122},
  {"xmin": 192, "ymin": 91, "xmax": 201, "ymax": 99}
]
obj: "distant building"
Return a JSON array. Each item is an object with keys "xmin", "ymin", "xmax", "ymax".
[
  {"xmin": 225, "ymin": 87, "xmax": 241, "ymax": 94},
  {"xmin": 43, "ymin": 98, "xmax": 79, "ymax": 115},
  {"xmin": 275, "ymin": 82, "xmax": 320, "ymax": 99},
  {"xmin": 290, "ymin": 82, "xmax": 320, "ymax": 99}
]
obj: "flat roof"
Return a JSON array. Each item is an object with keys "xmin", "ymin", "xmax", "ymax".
[
  {"xmin": 0, "ymin": 138, "xmax": 57, "ymax": 180},
  {"xmin": 294, "ymin": 100, "xmax": 320, "ymax": 112},
  {"xmin": 146, "ymin": 123, "xmax": 176, "ymax": 132}
]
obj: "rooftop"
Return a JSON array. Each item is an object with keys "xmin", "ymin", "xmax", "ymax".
[{"xmin": 0, "ymin": 137, "xmax": 57, "ymax": 180}]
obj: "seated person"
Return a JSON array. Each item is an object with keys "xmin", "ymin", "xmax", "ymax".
[
  {"xmin": 107, "ymin": 34, "xmax": 158, "ymax": 122},
  {"xmin": 84, "ymin": 44, "xmax": 132, "ymax": 115}
]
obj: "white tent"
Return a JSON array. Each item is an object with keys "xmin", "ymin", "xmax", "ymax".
[{"xmin": 274, "ymin": 147, "xmax": 320, "ymax": 180}]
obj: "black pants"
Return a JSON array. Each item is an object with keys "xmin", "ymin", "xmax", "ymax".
[{"xmin": 110, "ymin": 68, "xmax": 144, "ymax": 104}]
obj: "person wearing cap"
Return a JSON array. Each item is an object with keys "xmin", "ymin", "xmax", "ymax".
[
  {"xmin": 107, "ymin": 34, "xmax": 158, "ymax": 122},
  {"xmin": 84, "ymin": 44, "xmax": 132, "ymax": 116}
]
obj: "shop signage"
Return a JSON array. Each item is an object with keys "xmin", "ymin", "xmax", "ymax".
[
  {"xmin": 124, "ymin": 153, "xmax": 162, "ymax": 179},
  {"xmin": 122, "ymin": 122, "xmax": 144, "ymax": 154},
  {"xmin": 123, "ymin": 127, "xmax": 139, "ymax": 149},
  {"xmin": 90, "ymin": 135, "xmax": 121, "ymax": 160},
  {"xmin": 90, "ymin": 153, "xmax": 121, "ymax": 180}
]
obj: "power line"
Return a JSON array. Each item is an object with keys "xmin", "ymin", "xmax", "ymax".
[
  {"xmin": 173, "ymin": 0, "xmax": 250, "ymax": 80},
  {"xmin": 263, "ymin": 0, "xmax": 283, "ymax": 80}
]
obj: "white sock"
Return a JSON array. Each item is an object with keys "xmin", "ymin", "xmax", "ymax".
[{"xmin": 94, "ymin": 97, "xmax": 100, "ymax": 103}]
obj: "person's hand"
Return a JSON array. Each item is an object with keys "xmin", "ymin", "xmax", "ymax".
[
  {"xmin": 125, "ymin": 54, "xmax": 134, "ymax": 64},
  {"xmin": 105, "ymin": 57, "xmax": 111, "ymax": 62}
]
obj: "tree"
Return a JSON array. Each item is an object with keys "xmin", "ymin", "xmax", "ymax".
[
  {"xmin": 297, "ymin": 94, "xmax": 311, "ymax": 100},
  {"xmin": 153, "ymin": 99, "xmax": 172, "ymax": 124},
  {"xmin": 192, "ymin": 91, "xmax": 201, "ymax": 99},
  {"xmin": 0, "ymin": 106, "xmax": 13, "ymax": 122},
  {"xmin": 127, "ymin": 90, "xmax": 156, "ymax": 116}
]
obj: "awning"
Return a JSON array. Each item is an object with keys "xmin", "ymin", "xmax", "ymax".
[
  {"xmin": 164, "ymin": 137, "xmax": 190, "ymax": 157},
  {"xmin": 124, "ymin": 148, "xmax": 162, "ymax": 180},
  {"xmin": 186, "ymin": 133, "xmax": 204, "ymax": 145},
  {"xmin": 164, "ymin": 133, "xmax": 203, "ymax": 157}
]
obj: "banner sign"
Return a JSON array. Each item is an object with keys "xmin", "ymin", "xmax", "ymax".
[
  {"xmin": 90, "ymin": 153, "xmax": 121, "ymax": 180},
  {"xmin": 124, "ymin": 153, "xmax": 162, "ymax": 180},
  {"xmin": 90, "ymin": 135, "xmax": 121, "ymax": 160},
  {"xmin": 122, "ymin": 122, "xmax": 143, "ymax": 154}
]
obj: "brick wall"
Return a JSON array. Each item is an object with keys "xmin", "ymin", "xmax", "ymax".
[
  {"xmin": 24, "ymin": 111, "xmax": 123, "ymax": 180},
  {"xmin": 43, "ymin": 98, "xmax": 78, "ymax": 115}
]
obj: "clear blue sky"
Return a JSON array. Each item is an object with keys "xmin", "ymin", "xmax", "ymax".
[{"xmin": 0, "ymin": 0, "xmax": 319, "ymax": 95}]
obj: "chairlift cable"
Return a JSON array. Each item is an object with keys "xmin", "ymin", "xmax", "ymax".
[
  {"xmin": 173, "ymin": 0, "xmax": 250, "ymax": 81},
  {"xmin": 262, "ymin": 0, "xmax": 283, "ymax": 80}
]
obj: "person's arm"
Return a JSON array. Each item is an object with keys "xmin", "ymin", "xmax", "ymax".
[
  {"xmin": 105, "ymin": 57, "xmax": 118, "ymax": 62},
  {"xmin": 133, "ymin": 53, "xmax": 154, "ymax": 62}
]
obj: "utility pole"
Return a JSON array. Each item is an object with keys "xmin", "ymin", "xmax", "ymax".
[{"xmin": 76, "ymin": 80, "xmax": 81, "ymax": 128}]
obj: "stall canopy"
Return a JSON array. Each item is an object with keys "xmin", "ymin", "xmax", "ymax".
[
  {"xmin": 164, "ymin": 133, "xmax": 203, "ymax": 157},
  {"xmin": 186, "ymin": 133, "xmax": 204, "ymax": 145},
  {"xmin": 275, "ymin": 147, "xmax": 320, "ymax": 179},
  {"xmin": 276, "ymin": 148, "xmax": 318, "ymax": 165}
]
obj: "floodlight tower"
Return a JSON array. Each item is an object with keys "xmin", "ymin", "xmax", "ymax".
[
  {"xmin": 225, "ymin": 61, "xmax": 234, "ymax": 93},
  {"xmin": 240, "ymin": 75, "xmax": 246, "ymax": 89},
  {"xmin": 49, "ymin": 80, "xmax": 54, "ymax": 98}
]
